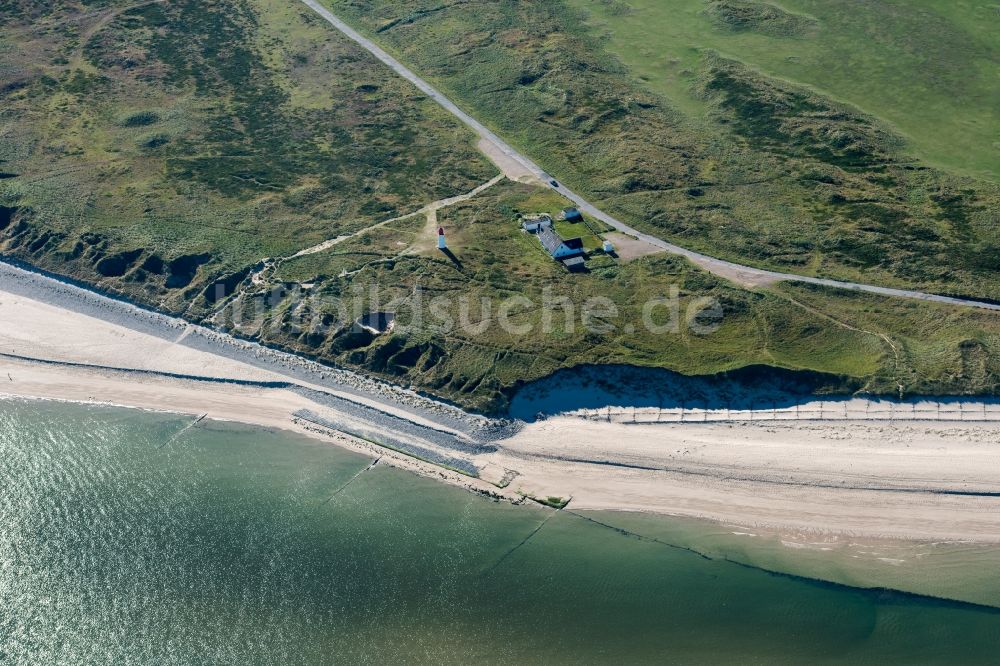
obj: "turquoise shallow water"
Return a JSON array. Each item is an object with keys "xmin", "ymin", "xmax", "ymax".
[{"xmin": 2, "ymin": 399, "xmax": 1000, "ymax": 664}]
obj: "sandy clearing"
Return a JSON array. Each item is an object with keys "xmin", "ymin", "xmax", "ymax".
[
  {"xmin": 604, "ymin": 232, "xmax": 665, "ymax": 262},
  {"xmin": 397, "ymin": 173, "xmax": 506, "ymax": 255},
  {"xmin": 249, "ymin": 174, "xmax": 506, "ymax": 269},
  {"xmin": 477, "ymin": 138, "xmax": 541, "ymax": 184}
]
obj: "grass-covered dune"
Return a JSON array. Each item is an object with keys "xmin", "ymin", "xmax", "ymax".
[
  {"xmin": 230, "ymin": 180, "xmax": 1000, "ymax": 413},
  {"xmin": 1, "ymin": 0, "xmax": 998, "ymax": 413},
  {"xmin": 574, "ymin": 0, "xmax": 1000, "ymax": 179},
  {"xmin": 0, "ymin": 0, "xmax": 494, "ymax": 313},
  {"xmin": 324, "ymin": 0, "xmax": 1000, "ymax": 302}
]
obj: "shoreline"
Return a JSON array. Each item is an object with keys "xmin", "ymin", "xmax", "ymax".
[
  {"xmin": 2, "ymin": 259, "xmax": 1000, "ymax": 545},
  {"xmin": 0, "ymin": 368, "xmax": 527, "ymax": 507},
  {"xmin": 7, "ymin": 395, "xmax": 1000, "ymax": 612},
  {"xmin": 4, "ymin": 352, "xmax": 1000, "ymax": 543}
]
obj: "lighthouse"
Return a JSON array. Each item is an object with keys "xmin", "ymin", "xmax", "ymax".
[{"xmin": 437, "ymin": 226, "xmax": 447, "ymax": 250}]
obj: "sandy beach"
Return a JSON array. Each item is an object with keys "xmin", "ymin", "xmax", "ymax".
[
  {"xmin": 492, "ymin": 419, "xmax": 1000, "ymax": 542},
  {"xmin": 2, "ymin": 261, "xmax": 1000, "ymax": 543}
]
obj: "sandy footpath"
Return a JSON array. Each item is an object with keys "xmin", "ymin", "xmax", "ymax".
[{"xmin": 2, "ymin": 275, "xmax": 1000, "ymax": 542}]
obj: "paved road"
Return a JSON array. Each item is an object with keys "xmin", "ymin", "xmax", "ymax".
[{"xmin": 299, "ymin": 0, "xmax": 1000, "ymax": 313}]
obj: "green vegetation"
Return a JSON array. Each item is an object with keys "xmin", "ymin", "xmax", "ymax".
[
  {"xmin": 569, "ymin": 0, "xmax": 1000, "ymax": 179},
  {"xmin": 538, "ymin": 496, "xmax": 571, "ymax": 510},
  {"xmin": 0, "ymin": 0, "xmax": 493, "ymax": 312},
  {"xmin": 1, "ymin": 0, "xmax": 998, "ymax": 413},
  {"xmin": 324, "ymin": 0, "xmax": 1000, "ymax": 301},
  {"xmin": 229, "ymin": 179, "xmax": 1000, "ymax": 412},
  {"xmin": 705, "ymin": 1, "xmax": 818, "ymax": 37}
]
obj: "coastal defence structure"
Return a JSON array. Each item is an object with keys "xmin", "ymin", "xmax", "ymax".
[{"xmin": 577, "ymin": 399, "xmax": 1000, "ymax": 424}]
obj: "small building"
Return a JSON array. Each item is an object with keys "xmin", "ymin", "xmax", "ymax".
[
  {"xmin": 521, "ymin": 214, "xmax": 553, "ymax": 233},
  {"xmin": 602, "ymin": 239, "xmax": 615, "ymax": 254},
  {"xmin": 560, "ymin": 207, "xmax": 583, "ymax": 223},
  {"xmin": 437, "ymin": 226, "xmax": 447, "ymax": 250},
  {"xmin": 562, "ymin": 256, "xmax": 586, "ymax": 272},
  {"xmin": 538, "ymin": 225, "xmax": 585, "ymax": 260}
]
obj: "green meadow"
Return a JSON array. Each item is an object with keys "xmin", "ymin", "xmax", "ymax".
[{"xmin": 568, "ymin": 0, "xmax": 1000, "ymax": 180}]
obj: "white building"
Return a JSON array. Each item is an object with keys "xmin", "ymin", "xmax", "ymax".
[
  {"xmin": 538, "ymin": 225, "xmax": 585, "ymax": 260},
  {"xmin": 521, "ymin": 214, "xmax": 553, "ymax": 233}
]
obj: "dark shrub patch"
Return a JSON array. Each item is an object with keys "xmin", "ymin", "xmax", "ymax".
[
  {"xmin": 331, "ymin": 328, "xmax": 376, "ymax": 353},
  {"xmin": 95, "ymin": 248, "xmax": 144, "ymax": 277},
  {"xmin": 165, "ymin": 253, "xmax": 212, "ymax": 288},
  {"xmin": 28, "ymin": 231, "xmax": 61, "ymax": 254},
  {"xmin": 141, "ymin": 254, "xmax": 165, "ymax": 274},
  {"xmin": 701, "ymin": 58, "xmax": 899, "ymax": 168},
  {"xmin": 706, "ymin": 0, "xmax": 818, "ymax": 37},
  {"xmin": 139, "ymin": 133, "xmax": 170, "ymax": 149},
  {"xmin": 203, "ymin": 267, "xmax": 252, "ymax": 303},
  {"xmin": 387, "ymin": 343, "xmax": 427, "ymax": 371},
  {"xmin": 0, "ymin": 206, "xmax": 17, "ymax": 230},
  {"xmin": 120, "ymin": 110, "xmax": 160, "ymax": 127}
]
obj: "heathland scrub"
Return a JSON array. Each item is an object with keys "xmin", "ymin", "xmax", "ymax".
[
  {"xmin": 566, "ymin": 0, "xmax": 1000, "ymax": 180},
  {"xmin": 0, "ymin": 0, "xmax": 497, "ymax": 314},
  {"xmin": 3, "ymin": 0, "xmax": 1000, "ymax": 413},
  {"xmin": 255, "ymin": 179, "xmax": 1000, "ymax": 412},
  {"xmin": 320, "ymin": 0, "xmax": 1000, "ymax": 302},
  {"xmin": 299, "ymin": 0, "xmax": 1000, "ymax": 313}
]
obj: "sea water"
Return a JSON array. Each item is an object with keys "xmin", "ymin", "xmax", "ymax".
[{"xmin": 2, "ymin": 398, "xmax": 998, "ymax": 664}]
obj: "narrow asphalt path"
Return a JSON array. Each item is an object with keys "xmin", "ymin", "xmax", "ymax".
[{"xmin": 299, "ymin": 0, "xmax": 1000, "ymax": 313}]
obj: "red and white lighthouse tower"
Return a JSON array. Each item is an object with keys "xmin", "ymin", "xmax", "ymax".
[{"xmin": 437, "ymin": 226, "xmax": 447, "ymax": 250}]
